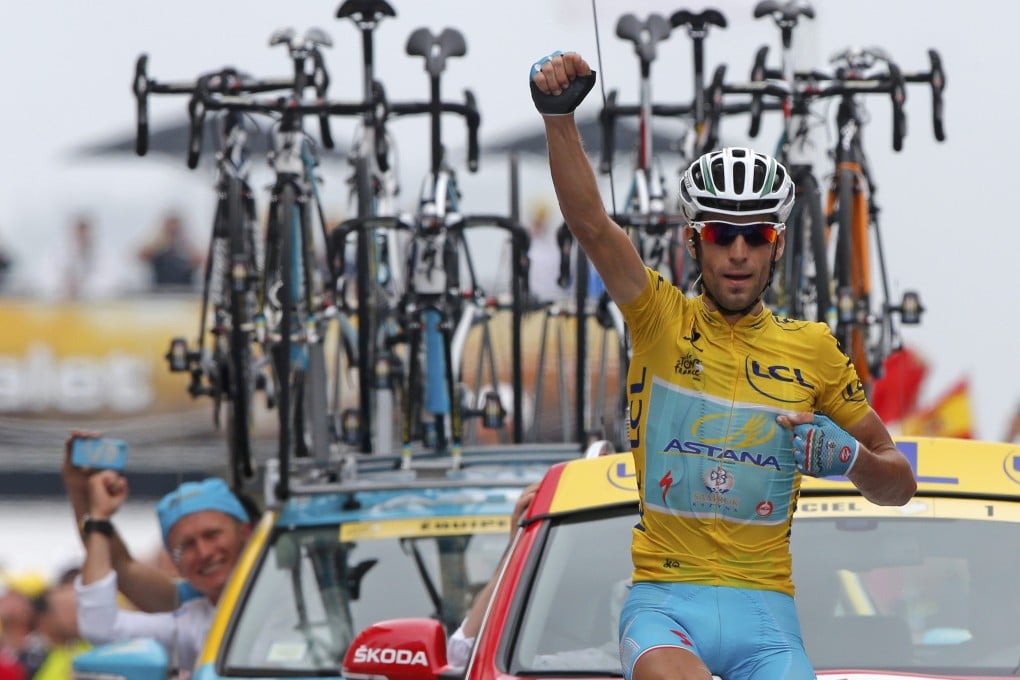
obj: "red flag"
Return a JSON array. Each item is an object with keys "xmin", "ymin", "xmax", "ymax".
[
  {"xmin": 871, "ymin": 347, "xmax": 928, "ymax": 423},
  {"xmin": 902, "ymin": 378, "xmax": 974, "ymax": 439}
]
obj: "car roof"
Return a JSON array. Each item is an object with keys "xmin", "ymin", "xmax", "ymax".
[
  {"xmin": 272, "ymin": 444, "xmax": 581, "ymax": 529},
  {"xmin": 529, "ymin": 437, "xmax": 1020, "ymax": 518}
]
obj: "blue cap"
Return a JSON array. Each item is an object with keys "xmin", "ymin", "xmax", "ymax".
[{"xmin": 156, "ymin": 478, "xmax": 248, "ymax": 548}]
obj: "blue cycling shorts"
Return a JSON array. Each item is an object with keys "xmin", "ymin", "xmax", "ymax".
[{"xmin": 618, "ymin": 582, "xmax": 815, "ymax": 680}]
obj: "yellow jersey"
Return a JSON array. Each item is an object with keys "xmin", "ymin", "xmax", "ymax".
[{"xmin": 619, "ymin": 268, "xmax": 870, "ymax": 595}]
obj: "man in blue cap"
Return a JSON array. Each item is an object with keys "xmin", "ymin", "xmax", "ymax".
[{"xmin": 72, "ymin": 454, "xmax": 252, "ymax": 674}]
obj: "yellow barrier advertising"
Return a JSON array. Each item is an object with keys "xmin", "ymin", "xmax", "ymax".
[{"xmin": 0, "ymin": 297, "xmax": 208, "ymax": 417}]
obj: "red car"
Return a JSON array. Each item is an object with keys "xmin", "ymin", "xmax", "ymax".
[{"xmin": 342, "ymin": 437, "xmax": 1020, "ymax": 680}]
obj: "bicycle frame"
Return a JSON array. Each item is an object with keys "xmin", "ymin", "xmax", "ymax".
[
  {"xmin": 335, "ymin": 0, "xmax": 408, "ymax": 455},
  {"xmin": 186, "ymin": 27, "xmax": 372, "ymax": 487},
  {"xmin": 744, "ymin": 0, "xmax": 833, "ymax": 324},
  {"xmin": 824, "ymin": 59, "xmax": 893, "ymax": 389},
  {"xmin": 395, "ymin": 26, "xmax": 487, "ymax": 464},
  {"xmin": 818, "ymin": 45, "xmax": 940, "ymax": 392},
  {"xmin": 136, "ymin": 59, "xmax": 293, "ymax": 492}
]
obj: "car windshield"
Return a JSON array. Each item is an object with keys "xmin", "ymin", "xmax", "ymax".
[
  {"xmin": 509, "ymin": 500, "xmax": 1020, "ymax": 675},
  {"xmin": 221, "ymin": 523, "xmax": 508, "ymax": 674}
]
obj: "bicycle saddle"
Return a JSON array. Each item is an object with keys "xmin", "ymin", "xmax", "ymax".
[
  {"xmin": 336, "ymin": 0, "xmax": 395, "ymax": 22},
  {"xmin": 406, "ymin": 27, "xmax": 466, "ymax": 77},
  {"xmin": 669, "ymin": 9, "xmax": 727, "ymax": 33},
  {"xmin": 615, "ymin": 13, "xmax": 671, "ymax": 65},
  {"xmin": 270, "ymin": 27, "xmax": 333, "ymax": 51},
  {"xmin": 753, "ymin": 0, "xmax": 815, "ymax": 23}
]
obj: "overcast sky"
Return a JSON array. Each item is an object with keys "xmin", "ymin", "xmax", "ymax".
[{"xmin": 1, "ymin": 0, "xmax": 1016, "ymax": 442}]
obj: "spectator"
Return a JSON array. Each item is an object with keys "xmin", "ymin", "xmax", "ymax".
[
  {"xmin": 64, "ymin": 433, "xmax": 253, "ymax": 674},
  {"xmin": 0, "ymin": 648, "xmax": 23, "ymax": 680},
  {"xmin": 44, "ymin": 215, "xmax": 124, "ymax": 300},
  {"xmin": 524, "ymin": 199, "xmax": 569, "ymax": 303},
  {"xmin": 61, "ymin": 432, "xmax": 181, "ymax": 614},
  {"xmin": 32, "ymin": 569, "xmax": 90, "ymax": 680},
  {"xmin": 0, "ymin": 232, "xmax": 13, "ymax": 292},
  {"xmin": 75, "ymin": 473, "xmax": 252, "ymax": 674},
  {"xmin": 137, "ymin": 212, "xmax": 203, "ymax": 291},
  {"xmin": 0, "ymin": 589, "xmax": 45, "ymax": 680}
]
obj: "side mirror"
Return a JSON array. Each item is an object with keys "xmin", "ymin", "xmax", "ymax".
[
  {"xmin": 342, "ymin": 619, "xmax": 449, "ymax": 680},
  {"xmin": 72, "ymin": 639, "xmax": 169, "ymax": 680}
]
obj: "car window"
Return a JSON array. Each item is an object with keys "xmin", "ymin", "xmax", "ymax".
[
  {"xmin": 512, "ymin": 510, "xmax": 635, "ymax": 674},
  {"xmin": 221, "ymin": 524, "xmax": 508, "ymax": 674},
  {"xmin": 507, "ymin": 499, "xmax": 1020, "ymax": 675},
  {"xmin": 791, "ymin": 507, "xmax": 1020, "ymax": 671}
]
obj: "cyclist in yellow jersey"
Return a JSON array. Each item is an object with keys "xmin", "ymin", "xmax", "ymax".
[{"xmin": 529, "ymin": 51, "xmax": 916, "ymax": 680}]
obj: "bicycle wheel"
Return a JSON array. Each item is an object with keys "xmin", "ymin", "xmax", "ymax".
[
  {"xmin": 784, "ymin": 169, "xmax": 831, "ymax": 323},
  {"xmin": 263, "ymin": 185, "xmax": 293, "ymax": 470},
  {"xmin": 224, "ymin": 176, "xmax": 256, "ymax": 487},
  {"xmin": 353, "ymin": 157, "xmax": 376, "ymax": 453},
  {"xmin": 294, "ymin": 187, "xmax": 332, "ymax": 461}
]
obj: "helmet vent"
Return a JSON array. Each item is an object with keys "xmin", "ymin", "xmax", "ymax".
[
  {"xmin": 733, "ymin": 164, "xmax": 747, "ymax": 194},
  {"xmin": 710, "ymin": 159, "xmax": 727, "ymax": 192}
]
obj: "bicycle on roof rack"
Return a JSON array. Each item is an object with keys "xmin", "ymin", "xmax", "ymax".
[
  {"xmin": 184, "ymin": 27, "xmax": 383, "ymax": 497},
  {"xmin": 328, "ymin": 0, "xmax": 419, "ymax": 458},
  {"xmin": 820, "ymin": 45, "xmax": 944, "ymax": 392},
  {"xmin": 329, "ymin": 25, "xmax": 529, "ymax": 466},
  {"xmin": 744, "ymin": 0, "xmax": 833, "ymax": 325},
  {"xmin": 133, "ymin": 55, "xmax": 296, "ymax": 491}
]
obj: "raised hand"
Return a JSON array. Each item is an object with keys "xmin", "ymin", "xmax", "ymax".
[{"xmin": 529, "ymin": 51, "xmax": 596, "ymax": 115}]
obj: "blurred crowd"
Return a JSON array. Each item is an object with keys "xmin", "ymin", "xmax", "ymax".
[
  {"xmin": 0, "ymin": 567, "xmax": 87, "ymax": 680},
  {"xmin": 0, "ymin": 210, "xmax": 204, "ymax": 300}
]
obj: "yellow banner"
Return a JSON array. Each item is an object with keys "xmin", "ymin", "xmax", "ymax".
[{"xmin": 0, "ymin": 297, "xmax": 207, "ymax": 417}]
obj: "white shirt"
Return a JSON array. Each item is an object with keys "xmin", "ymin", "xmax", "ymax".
[
  {"xmin": 446, "ymin": 622, "xmax": 473, "ymax": 669},
  {"xmin": 75, "ymin": 572, "xmax": 215, "ymax": 673}
]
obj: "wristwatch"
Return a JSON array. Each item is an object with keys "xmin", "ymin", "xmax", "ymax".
[{"xmin": 81, "ymin": 515, "xmax": 115, "ymax": 537}]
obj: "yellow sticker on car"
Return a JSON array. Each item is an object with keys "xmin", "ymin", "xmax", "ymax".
[
  {"xmin": 339, "ymin": 515, "xmax": 510, "ymax": 541},
  {"xmin": 796, "ymin": 496, "xmax": 1020, "ymax": 521}
]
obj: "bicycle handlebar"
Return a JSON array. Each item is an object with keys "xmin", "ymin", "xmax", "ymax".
[
  {"xmin": 743, "ymin": 49, "xmax": 945, "ymax": 150},
  {"xmin": 186, "ymin": 86, "xmax": 375, "ymax": 169},
  {"xmin": 133, "ymin": 54, "xmax": 294, "ymax": 162},
  {"xmin": 598, "ymin": 90, "xmax": 695, "ymax": 173},
  {"xmin": 387, "ymin": 93, "xmax": 481, "ymax": 172},
  {"xmin": 902, "ymin": 49, "xmax": 947, "ymax": 142}
]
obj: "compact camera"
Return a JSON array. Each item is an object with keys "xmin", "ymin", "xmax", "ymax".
[{"xmin": 71, "ymin": 438, "xmax": 128, "ymax": 471}]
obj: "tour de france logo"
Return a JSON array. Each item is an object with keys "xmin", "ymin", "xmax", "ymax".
[{"xmin": 703, "ymin": 466, "xmax": 734, "ymax": 494}]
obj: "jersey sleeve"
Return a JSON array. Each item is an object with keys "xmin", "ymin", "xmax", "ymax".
[
  {"xmin": 813, "ymin": 326, "xmax": 871, "ymax": 428},
  {"xmin": 617, "ymin": 267, "xmax": 688, "ymax": 351}
]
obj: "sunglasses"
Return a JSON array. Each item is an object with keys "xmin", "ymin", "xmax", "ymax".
[{"xmin": 691, "ymin": 221, "xmax": 783, "ymax": 247}]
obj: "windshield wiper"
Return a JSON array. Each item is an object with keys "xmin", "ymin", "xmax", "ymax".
[
  {"xmin": 290, "ymin": 550, "xmax": 331, "ymax": 667},
  {"xmin": 401, "ymin": 538, "xmax": 446, "ymax": 625}
]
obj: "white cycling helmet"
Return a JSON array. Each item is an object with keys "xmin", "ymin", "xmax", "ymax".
[{"xmin": 679, "ymin": 147, "xmax": 794, "ymax": 223}]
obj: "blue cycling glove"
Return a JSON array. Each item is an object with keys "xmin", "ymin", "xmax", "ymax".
[
  {"xmin": 529, "ymin": 51, "xmax": 597, "ymax": 116},
  {"xmin": 789, "ymin": 414, "xmax": 860, "ymax": 477}
]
